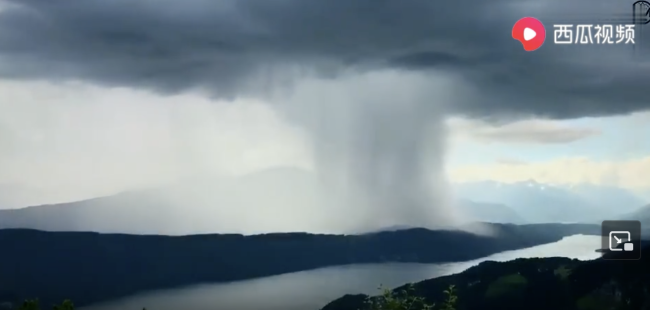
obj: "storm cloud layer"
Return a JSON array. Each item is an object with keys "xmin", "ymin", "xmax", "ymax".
[
  {"xmin": 1, "ymin": 0, "xmax": 649, "ymax": 117},
  {"xmin": 1, "ymin": 0, "xmax": 649, "ymax": 232}
]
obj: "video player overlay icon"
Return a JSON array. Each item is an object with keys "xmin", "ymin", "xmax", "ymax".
[
  {"xmin": 633, "ymin": 1, "xmax": 650, "ymax": 25},
  {"xmin": 601, "ymin": 220, "xmax": 641, "ymax": 260}
]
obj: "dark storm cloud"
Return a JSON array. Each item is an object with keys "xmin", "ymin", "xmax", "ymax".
[{"xmin": 0, "ymin": 0, "xmax": 648, "ymax": 118}]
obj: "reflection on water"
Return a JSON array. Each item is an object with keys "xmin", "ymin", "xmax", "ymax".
[{"xmin": 85, "ymin": 235, "xmax": 602, "ymax": 310}]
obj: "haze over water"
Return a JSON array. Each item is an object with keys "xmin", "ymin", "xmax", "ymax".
[{"xmin": 85, "ymin": 235, "xmax": 602, "ymax": 310}]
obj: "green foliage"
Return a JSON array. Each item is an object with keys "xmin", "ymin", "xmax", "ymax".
[
  {"xmin": 364, "ymin": 284, "xmax": 435, "ymax": 310},
  {"xmin": 484, "ymin": 273, "xmax": 527, "ymax": 298},
  {"xmin": 51, "ymin": 300, "xmax": 73, "ymax": 310},
  {"xmin": 553, "ymin": 265, "xmax": 572, "ymax": 280},
  {"xmin": 440, "ymin": 285, "xmax": 457, "ymax": 310},
  {"xmin": 576, "ymin": 295, "xmax": 614, "ymax": 310},
  {"xmin": 363, "ymin": 284, "xmax": 457, "ymax": 310},
  {"xmin": 17, "ymin": 300, "xmax": 39, "ymax": 310}
]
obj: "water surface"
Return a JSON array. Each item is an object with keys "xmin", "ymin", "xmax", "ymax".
[{"xmin": 85, "ymin": 235, "xmax": 601, "ymax": 310}]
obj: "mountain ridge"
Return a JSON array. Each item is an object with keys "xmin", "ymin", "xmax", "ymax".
[
  {"xmin": 0, "ymin": 223, "xmax": 600, "ymax": 308},
  {"xmin": 321, "ymin": 242, "xmax": 650, "ymax": 310},
  {"xmin": 452, "ymin": 180, "xmax": 647, "ymax": 223},
  {"xmin": 0, "ymin": 169, "xmax": 528, "ymax": 235}
]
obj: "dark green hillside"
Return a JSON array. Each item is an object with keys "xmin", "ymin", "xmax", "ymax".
[
  {"xmin": 0, "ymin": 223, "xmax": 599, "ymax": 308},
  {"xmin": 322, "ymin": 242, "xmax": 650, "ymax": 310}
]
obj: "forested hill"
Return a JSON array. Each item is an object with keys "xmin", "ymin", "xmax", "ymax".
[
  {"xmin": 0, "ymin": 223, "xmax": 599, "ymax": 308},
  {"xmin": 322, "ymin": 241, "xmax": 650, "ymax": 310}
]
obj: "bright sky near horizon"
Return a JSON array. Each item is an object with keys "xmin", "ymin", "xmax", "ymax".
[{"xmin": 447, "ymin": 113, "xmax": 650, "ymax": 191}]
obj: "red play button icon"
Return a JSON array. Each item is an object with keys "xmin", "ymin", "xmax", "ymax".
[{"xmin": 512, "ymin": 17, "xmax": 546, "ymax": 51}]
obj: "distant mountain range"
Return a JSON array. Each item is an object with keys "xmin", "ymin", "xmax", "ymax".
[
  {"xmin": 0, "ymin": 168, "xmax": 529, "ymax": 235},
  {"xmin": 0, "ymin": 169, "xmax": 646, "ymax": 234},
  {"xmin": 0, "ymin": 168, "xmax": 342, "ymax": 235},
  {"xmin": 452, "ymin": 180, "xmax": 647, "ymax": 224},
  {"xmin": 621, "ymin": 204, "xmax": 650, "ymax": 223}
]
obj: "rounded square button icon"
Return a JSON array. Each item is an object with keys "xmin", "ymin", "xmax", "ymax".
[{"xmin": 601, "ymin": 220, "xmax": 641, "ymax": 260}]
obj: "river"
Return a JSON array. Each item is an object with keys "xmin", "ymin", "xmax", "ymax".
[{"xmin": 84, "ymin": 234, "xmax": 602, "ymax": 310}]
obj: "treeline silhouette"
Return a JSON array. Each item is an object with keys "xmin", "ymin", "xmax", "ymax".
[
  {"xmin": 0, "ymin": 223, "xmax": 600, "ymax": 307},
  {"xmin": 323, "ymin": 242, "xmax": 650, "ymax": 310},
  {"xmin": 8, "ymin": 244, "xmax": 650, "ymax": 310}
]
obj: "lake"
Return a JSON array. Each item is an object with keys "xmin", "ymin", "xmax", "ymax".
[{"xmin": 84, "ymin": 234, "xmax": 602, "ymax": 310}]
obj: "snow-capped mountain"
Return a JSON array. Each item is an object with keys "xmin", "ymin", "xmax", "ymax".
[{"xmin": 452, "ymin": 180, "xmax": 647, "ymax": 223}]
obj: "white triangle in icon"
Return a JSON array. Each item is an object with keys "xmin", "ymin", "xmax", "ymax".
[{"xmin": 523, "ymin": 28, "xmax": 536, "ymax": 41}]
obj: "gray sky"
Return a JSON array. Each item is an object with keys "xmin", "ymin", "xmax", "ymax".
[
  {"xmin": 0, "ymin": 0, "xmax": 648, "ymax": 116},
  {"xmin": 0, "ymin": 0, "xmax": 649, "ymax": 233}
]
